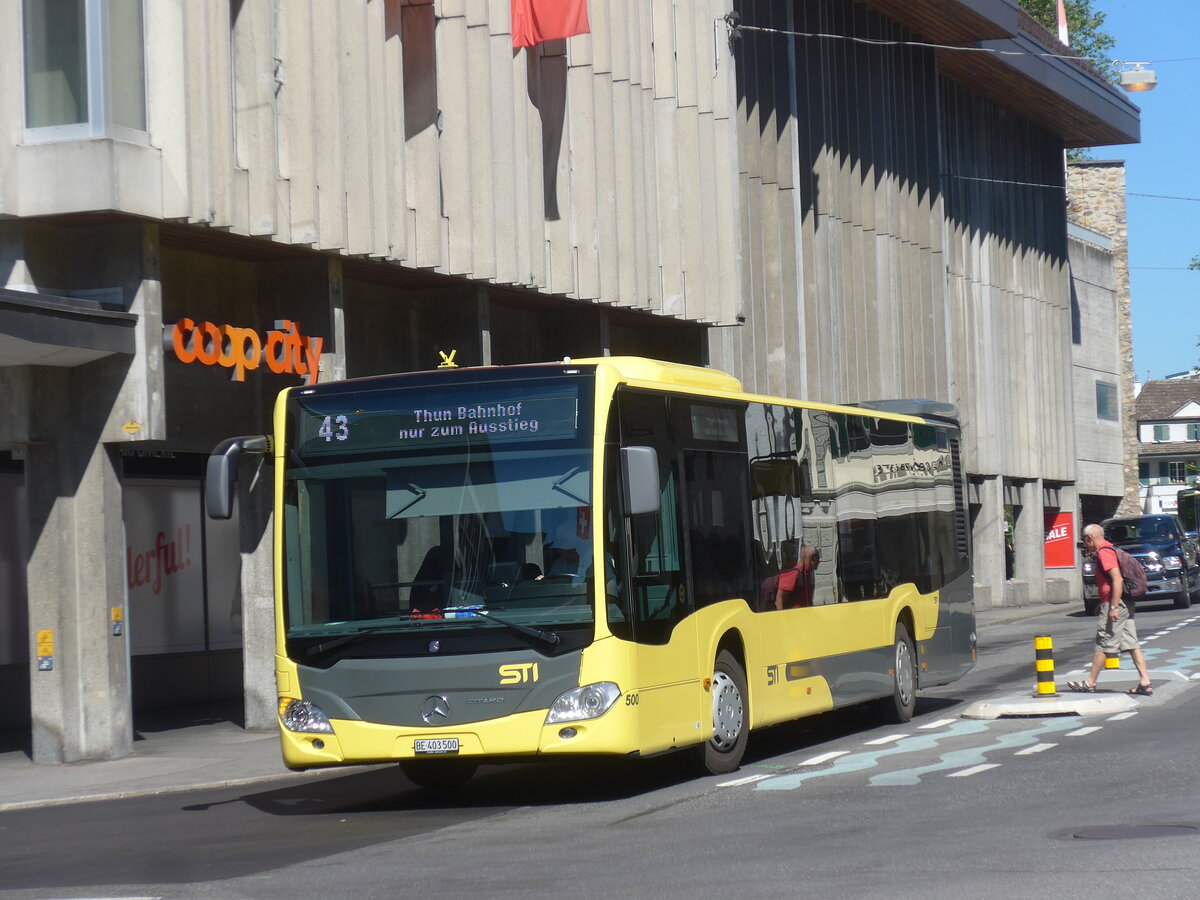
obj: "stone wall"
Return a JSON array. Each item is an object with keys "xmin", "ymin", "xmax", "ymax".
[{"xmin": 1067, "ymin": 162, "xmax": 1141, "ymax": 516}]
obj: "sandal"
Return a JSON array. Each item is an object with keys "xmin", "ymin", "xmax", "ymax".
[
  {"xmin": 1127, "ymin": 683, "xmax": 1154, "ymax": 696},
  {"xmin": 1067, "ymin": 680, "xmax": 1097, "ymax": 693}
]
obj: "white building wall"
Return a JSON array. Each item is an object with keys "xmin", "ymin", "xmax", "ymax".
[{"xmin": 0, "ymin": 0, "xmax": 742, "ymax": 327}]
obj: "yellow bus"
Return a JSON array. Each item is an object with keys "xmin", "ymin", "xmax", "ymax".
[{"xmin": 207, "ymin": 357, "xmax": 975, "ymax": 787}]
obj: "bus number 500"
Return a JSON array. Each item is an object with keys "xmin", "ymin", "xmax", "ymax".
[{"xmin": 625, "ymin": 692, "xmax": 639, "ymax": 706}]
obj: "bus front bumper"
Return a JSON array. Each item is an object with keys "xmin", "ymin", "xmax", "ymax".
[{"xmin": 279, "ymin": 706, "xmax": 639, "ymax": 770}]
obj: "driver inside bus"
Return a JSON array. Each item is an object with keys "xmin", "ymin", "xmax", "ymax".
[{"xmin": 541, "ymin": 516, "xmax": 591, "ymax": 583}]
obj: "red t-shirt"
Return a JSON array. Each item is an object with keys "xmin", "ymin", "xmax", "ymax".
[
  {"xmin": 777, "ymin": 566, "xmax": 815, "ymax": 608},
  {"xmin": 1094, "ymin": 541, "xmax": 1119, "ymax": 606}
]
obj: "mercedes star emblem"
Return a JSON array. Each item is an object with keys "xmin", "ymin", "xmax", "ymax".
[{"xmin": 421, "ymin": 695, "xmax": 450, "ymax": 724}]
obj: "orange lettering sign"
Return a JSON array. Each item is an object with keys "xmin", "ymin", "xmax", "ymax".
[{"xmin": 165, "ymin": 318, "xmax": 324, "ymax": 384}]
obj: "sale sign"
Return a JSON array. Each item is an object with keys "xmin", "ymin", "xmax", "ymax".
[{"xmin": 1044, "ymin": 511, "xmax": 1075, "ymax": 569}]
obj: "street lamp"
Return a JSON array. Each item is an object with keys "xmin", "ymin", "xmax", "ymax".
[{"xmin": 1118, "ymin": 62, "xmax": 1157, "ymax": 93}]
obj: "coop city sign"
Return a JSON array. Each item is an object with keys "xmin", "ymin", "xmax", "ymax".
[{"xmin": 164, "ymin": 318, "xmax": 324, "ymax": 384}]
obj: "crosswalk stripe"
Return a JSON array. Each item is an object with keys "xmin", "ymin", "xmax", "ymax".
[
  {"xmin": 1015, "ymin": 743, "xmax": 1056, "ymax": 755},
  {"xmin": 717, "ymin": 773, "xmax": 773, "ymax": 788},
  {"xmin": 947, "ymin": 764, "xmax": 999, "ymax": 778},
  {"xmin": 798, "ymin": 750, "xmax": 849, "ymax": 766},
  {"xmin": 918, "ymin": 718, "xmax": 957, "ymax": 730}
]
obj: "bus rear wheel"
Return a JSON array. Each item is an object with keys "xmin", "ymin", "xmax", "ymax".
[
  {"xmin": 878, "ymin": 622, "xmax": 917, "ymax": 724},
  {"xmin": 399, "ymin": 758, "xmax": 478, "ymax": 790},
  {"xmin": 695, "ymin": 649, "xmax": 748, "ymax": 775}
]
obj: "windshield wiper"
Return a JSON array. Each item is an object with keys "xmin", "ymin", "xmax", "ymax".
[
  {"xmin": 296, "ymin": 608, "xmax": 559, "ymax": 663},
  {"xmin": 476, "ymin": 608, "xmax": 561, "ymax": 648},
  {"xmin": 298, "ymin": 621, "xmax": 413, "ymax": 661}
]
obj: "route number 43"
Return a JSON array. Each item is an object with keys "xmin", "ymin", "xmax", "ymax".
[{"xmin": 319, "ymin": 415, "xmax": 350, "ymax": 442}]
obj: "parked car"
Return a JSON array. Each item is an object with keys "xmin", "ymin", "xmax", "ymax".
[{"xmin": 1087, "ymin": 514, "xmax": 1200, "ymax": 611}]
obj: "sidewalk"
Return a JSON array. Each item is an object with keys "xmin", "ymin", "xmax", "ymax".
[
  {"xmin": 0, "ymin": 704, "xmax": 342, "ymax": 811},
  {"xmin": 0, "ymin": 599, "xmax": 1152, "ymax": 811}
]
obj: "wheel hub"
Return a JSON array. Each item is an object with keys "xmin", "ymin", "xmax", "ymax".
[
  {"xmin": 710, "ymin": 671, "xmax": 744, "ymax": 751},
  {"xmin": 895, "ymin": 639, "xmax": 914, "ymax": 706}
]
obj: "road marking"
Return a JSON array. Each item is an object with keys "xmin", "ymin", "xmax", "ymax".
[
  {"xmin": 864, "ymin": 733, "xmax": 906, "ymax": 745},
  {"xmin": 798, "ymin": 750, "xmax": 849, "ymax": 766},
  {"xmin": 918, "ymin": 718, "xmax": 957, "ymax": 730},
  {"xmin": 718, "ymin": 773, "xmax": 773, "ymax": 788},
  {"xmin": 758, "ymin": 720, "xmax": 992, "ymax": 791},
  {"xmin": 869, "ymin": 717, "xmax": 1082, "ymax": 787},
  {"xmin": 1015, "ymin": 743, "xmax": 1056, "ymax": 755},
  {"xmin": 1067, "ymin": 726, "xmax": 1102, "ymax": 737},
  {"xmin": 1107, "ymin": 711, "xmax": 1138, "ymax": 721},
  {"xmin": 947, "ymin": 764, "xmax": 999, "ymax": 778}
]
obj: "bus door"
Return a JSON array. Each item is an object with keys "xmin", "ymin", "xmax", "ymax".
[{"xmin": 607, "ymin": 390, "xmax": 701, "ymax": 754}]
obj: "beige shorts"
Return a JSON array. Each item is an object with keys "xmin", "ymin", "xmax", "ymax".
[{"xmin": 1095, "ymin": 601, "xmax": 1140, "ymax": 654}]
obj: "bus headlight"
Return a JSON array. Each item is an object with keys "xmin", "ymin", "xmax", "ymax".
[
  {"xmin": 279, "ymin": 698, "xmax": 334, "ymax": 734},
  {"xmin": 1163, "ymin": 555, "xmax": 1183, "ymax": 571},
  {"xmin": 546, "ymin": 682, "xmax": 621, "ymax": 724}
]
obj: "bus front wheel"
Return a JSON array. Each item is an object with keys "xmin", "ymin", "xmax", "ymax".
[
  {"xmin": 878, "ymin": 622, "xmax": 917, "ymax": 724},
  {"xmin": 695, "ymin": 649, "xmax": 748, "ymax": 775},
  {"xmin": 399, "ymin": 758, "xmax": 478, "ymax": 790}
]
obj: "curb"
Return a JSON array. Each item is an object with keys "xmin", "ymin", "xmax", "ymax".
[{"xmin": 0, "ymin": 765, "xmax": 356, "ymax": 813}]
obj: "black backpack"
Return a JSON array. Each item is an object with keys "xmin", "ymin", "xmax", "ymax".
[{"xmin": 1112, "ymin": 546, "xmax": 1146, "ymax": 613}]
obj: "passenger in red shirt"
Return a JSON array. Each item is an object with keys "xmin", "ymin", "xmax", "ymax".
[
  {"xmin": 775, "ymin": 544, "xmax": 820, "ymax": 609},
  {"xmin": 1068, "ymin": 524, "xmax": 1153, "ymax": 694}
]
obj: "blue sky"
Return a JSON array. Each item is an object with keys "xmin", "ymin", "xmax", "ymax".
[{"xmin": 1098, "ymin": 0, "xmax": 1200, "ymax": 381}]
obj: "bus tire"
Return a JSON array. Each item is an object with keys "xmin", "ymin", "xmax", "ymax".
[
  {"xmin": 879, "ymin": 622, "xmax": 917, "ymax": 724},
  {"xmin": 399, "ymin": 758, "xmax": 478, "ymax": 790},
  {"xmin": 695, "ymin": 649, "xmax": 748, "ymax": 775}
]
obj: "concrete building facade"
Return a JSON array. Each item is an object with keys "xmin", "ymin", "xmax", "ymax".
[{"xmin": 0, "ymin": 0, "xmax": 1139, "ymax": 761}]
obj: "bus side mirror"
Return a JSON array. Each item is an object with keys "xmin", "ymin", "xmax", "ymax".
[
  {"xmin": 205, "ymin": 435, "xmax": 270, "ymax": 520},
  {"xmin": 621, "ymin": 446, "xmax": 660, "ymax": 516}
]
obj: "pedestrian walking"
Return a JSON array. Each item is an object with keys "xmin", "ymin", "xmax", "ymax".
[{"xmin": 1067, "ymin": 523, "xmax": 1154, "ymax": 695}]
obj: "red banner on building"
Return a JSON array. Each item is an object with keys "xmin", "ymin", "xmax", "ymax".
[
  {"xmin": 512, "ymin": 0, "xmax": 589, "ymax": 48},
  {"xmin": 1044, "ymin": 511, "xmax": 1075, "ymax": 569}
]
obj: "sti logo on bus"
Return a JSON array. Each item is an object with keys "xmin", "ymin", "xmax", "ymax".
[{"xmin": 499, "ymin": 663, "xmax": 539, "ymax": 685}]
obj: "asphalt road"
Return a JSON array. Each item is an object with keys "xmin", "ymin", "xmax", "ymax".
[{"xmin": 2, "ymin": 602, "xmax": 1199, "ymax": 900}]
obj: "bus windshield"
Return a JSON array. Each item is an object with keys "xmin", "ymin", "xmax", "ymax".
[{"xmin": 280, "ymin": 373, "xmax": 597, "ymax": 650}]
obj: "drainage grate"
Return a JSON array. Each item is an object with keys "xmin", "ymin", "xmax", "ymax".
[{"xmin": 1074, "ymin": 825, "xmax": 1200, "ymax": 841}]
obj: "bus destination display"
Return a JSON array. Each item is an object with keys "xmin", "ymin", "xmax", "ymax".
[{"xmin": 294, "ymin": 383, "xmax": 581, "ymax": 455}]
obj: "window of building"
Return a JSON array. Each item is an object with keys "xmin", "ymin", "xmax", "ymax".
[
  {"xmin": 1188, "ymin": 423, "xmax": 1200, "ymax": 442},
  {"xmin": 1139, "ymin": 462, "xmax": 1149, "ymax": 485},
  {"xmin": 22, "ymin": 0, "xmax": 146, "ymax": 140},
  {"xmin": 1169, "ymin": 461, "xmax": 1188, "ymax": 483},
  {"xmin": 1154, "ymin": 424, "xmax": 1170, "ymax": 442},
  {"xmin": 1095, "ymin": 381, "xmax": 1118, "ymax": 422}
]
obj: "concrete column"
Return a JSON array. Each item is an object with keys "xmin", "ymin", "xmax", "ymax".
[
  {"xmin": 25, "ymin": 369, "xmax": 131, "ymax": 763},
  {"xmin": 1014, "ymin": 479, "xmax": 1045, "ymax": 605},
  {"xmin": 478, "ymin": 287, "xmax": 492, "ymax": 366},
  {"xmin": 239, "ymin": 451, "xmax": 275, "ymax": 731},
  {"xmin": 598, "ymin": 309, "xmax": 611, "ymax": 357},
  {"xmin": 971, "ymin": 475, "xmax": 1005, "ymax": 610},
  {"xmin": 322, "ymin": 258, "xmax": 347, "ymax": 382}
]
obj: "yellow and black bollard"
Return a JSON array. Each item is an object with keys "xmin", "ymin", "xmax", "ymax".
[
  {"xmin": 1034, "ymin": 635, "xmax": 1056, "ymax": 696},
  {"xmin": 1105, "ymin": 652, "xmax": 1120, "ymax": 670}
]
